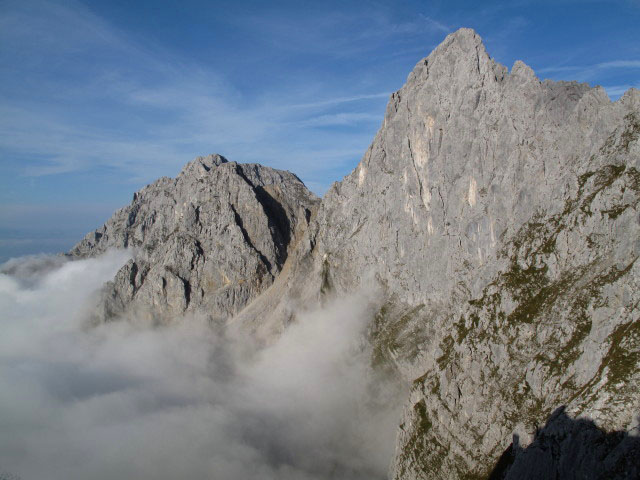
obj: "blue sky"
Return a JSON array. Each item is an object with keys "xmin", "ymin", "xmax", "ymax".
[{"xmin": 1, "ymin": 0, "xmax": 639, "ymax": 261}]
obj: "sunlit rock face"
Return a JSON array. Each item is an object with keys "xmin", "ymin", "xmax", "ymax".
[
  {"xmin": 233, "ymin": 28, "xmax": 640, "ymax": 478},
  {"xmin": 70, "ymin": 28, "xmax": 640, "ymax": 479},
  {"xmin": 71, "ymin": 153, "xmax": 319, "ymax": 323}
]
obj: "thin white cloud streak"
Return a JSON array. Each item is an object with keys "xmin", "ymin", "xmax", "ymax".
[
  {"xmin": 420, "ymin": 15, "xmax": 451, "ymax": 34},
  {"xmin": 0, "ymin": 105, "xmax": 183, "ymax": 177},
  {"xmin": 295, "ymin": 112, "xmax": 382, "ymax": 127},
  {"xmin": 0, "ymin": 252, "xmax": 403, "ymax": 480},
  {"xmin": 0, "ymin": 97, "xmax": 375, "ymax": 193},
  {"xmin": 288, "ymin": 92, "xmax": 391, "ymax": 109},
  {"xmin": 0, "ymin": 77, "xmax": 377, "ymax": 182},
  {"xmin": 537, "ymin": 59, "xmax": 640, "ymax": 75},
  {"xmin": 596, "ymin": 60, "xmax": 640, "ymax": 69}
]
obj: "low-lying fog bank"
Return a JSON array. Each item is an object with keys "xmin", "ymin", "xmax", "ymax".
[{"xmin": 0, "ymin": 250, "xmax": 402, "ymax": 480}]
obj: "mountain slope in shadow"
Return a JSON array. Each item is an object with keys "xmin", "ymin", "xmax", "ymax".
[{"xmin": 490, "ymin": 407, "xmax": 640, "ymax": 480}]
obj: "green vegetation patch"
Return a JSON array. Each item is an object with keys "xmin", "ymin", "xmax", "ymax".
[
  {"xmin": 436, "ymin": 334, "xmax": 455, "ymax": 369},
  {"xmin": 370, "ymin": 302, "xmax": 426, "ymax": 369},
  {"xmin": 620, "ymin": 112, "xmax": 640, "ymax": 152},
  {"xmin": 602, "ymin": 319, "xmax": 640, "ymax": 389}
]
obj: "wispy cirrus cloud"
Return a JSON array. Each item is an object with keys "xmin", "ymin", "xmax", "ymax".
[
  {"xmin": 0, "ymin": 0, "xmax": 410, "ymax": 195},
  {"xmin": 295, "ymin": 112, "xmax": 382, "ymax": 128},
  {"xmin": 537, "ymin": 59, "xmax": 640, "ymax": 75},
  {"xmin": 596, "ymin": 60, "xmax": 640, "ymax": 69},
  {"xmin": 288, "ymin": 93, "xmax": 391, "ymax": 109}
]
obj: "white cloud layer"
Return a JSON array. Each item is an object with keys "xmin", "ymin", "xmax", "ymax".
[{"xmin": 0, "ymin": 251, "xmax": 402, "ymax": 480}]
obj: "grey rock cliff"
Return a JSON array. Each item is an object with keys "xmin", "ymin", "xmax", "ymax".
[
  {"xmin": 234, "ymin": 28, "xmax": 640, "ymax": 478},
  {"xmin": 71, "ymin": 154, "xmax": 319, "ymax": 323}
]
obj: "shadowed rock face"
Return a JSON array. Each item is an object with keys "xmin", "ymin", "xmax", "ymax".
[
  {"xmin": 71, "ymin": 28, "xmax": 640, "ymax": 479},
  {"xmin": 489, "ymin": 407, "xmax": 640, "ymax": 480},
  {"xmin": 71, "ymin": 154, "xmax": 319, "ymax": 323}
]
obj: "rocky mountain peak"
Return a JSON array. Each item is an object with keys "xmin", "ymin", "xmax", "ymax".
[
  {"xmin": 230, "ymin": 29, "xmax": 640, "ymax": 478},
  {"xmin": 434, "ymin": 27, "xmax": 484, "ymax": 55},
  {"xmin": 619, "ymin": 87, "xmax": 640, "ymax": 107},
  {"xmin": 510, "ymin": 59, "xmax": 536, "ymax": 81},
  {"xmin": 403, "ymin": 28, "xmax": 499, "ymax": 93},
  {"xmin": 178, "ymin": 153, "xmax": 229, "ymax": 178},
  {"xmin": 71, "ymin": 155, "xmax": 318, "ymax": 323}
]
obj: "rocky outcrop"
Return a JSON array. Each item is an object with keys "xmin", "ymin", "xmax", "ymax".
[
  {"xmin": 233, "ymin": 28, "xmax": 640, "ymax": 478},
  {"xmin": 71, "ymin": 154, "xmax": 319, "ymax": 323}
]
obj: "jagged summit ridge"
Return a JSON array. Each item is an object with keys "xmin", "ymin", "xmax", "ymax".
[
  {"xmin": 231, "ymin": 28, "xmax": 640, "ymax": 478},
  {"xmin": 72, "ymin": 154, "xmax": 319, "ymax": 323},
  {"xmin": 408, "ymin": 28, "xmax": 638, "ymax": 107}
]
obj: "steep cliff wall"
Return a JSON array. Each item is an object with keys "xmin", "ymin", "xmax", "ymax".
[{"xmin": 236, "ymin": 28, "xmax": 640, "ymax": 478}]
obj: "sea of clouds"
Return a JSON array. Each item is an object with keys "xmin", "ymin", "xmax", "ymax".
[{"xmin": 0, "ymin": 250, "xmax": 402, "ymax": 480}]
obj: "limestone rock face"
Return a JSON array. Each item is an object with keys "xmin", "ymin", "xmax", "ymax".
[
  {"xmin": 234, "ymin": 28, "xmax": 640, "ymax": 478},
  {"xmin": 71, "ymin": 154, "xmax": 319, "ymax": 322}
]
